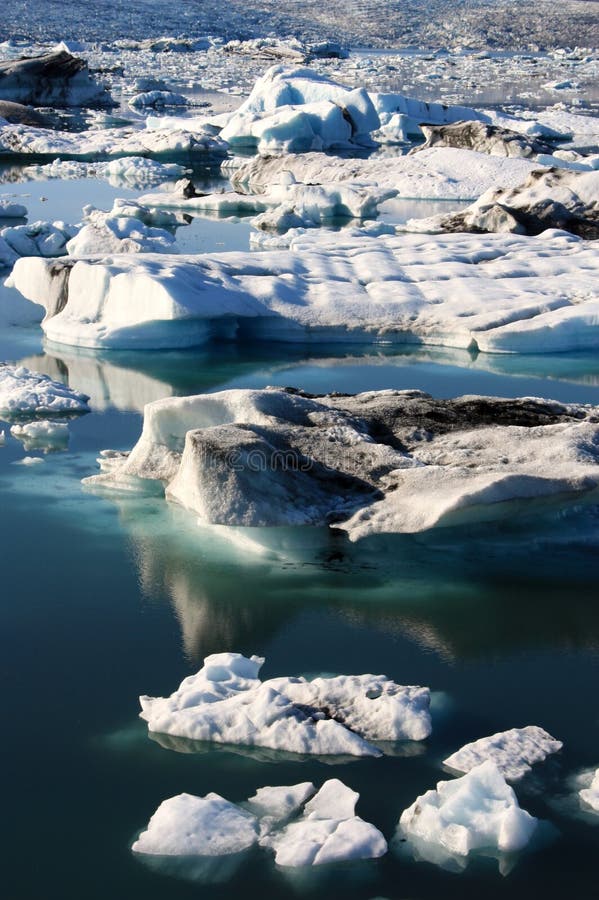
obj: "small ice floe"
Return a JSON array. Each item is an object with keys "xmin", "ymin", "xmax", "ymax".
[
  {"xmin": 443, "ymin": 726, "xmax": 563, "ymax": 781},
  {"xmin": 0, "ymin": 122, "xmax": 227, "ymax": 161},
  {"xmin": 0, "ymin": 364, "xmax": 89, "ymax": 418},
  {"xmin": 397, "ymin": 761, "xmax": 538, "ymax": 866},
  {"xmin": 0, "ymin": 199, "xmax": 27, "ymax": 219},
  {"xmin": 66, "ymin": 206, "xmax": 178, "ymax": 256},
  {"xmin": 0, "ymin": 49, "xmax": 113, "ymax": 108},
  {"xmin": 22, "ymin": 157, "xmax": 188, "ymax": 189},
  {"xmin": 129, "ymin": 90, "xmax": 189, "ymax": 109},
  {"xmin": 138, "ymin": 652, "xmax": 431, "ymax": 755},
  {"xmin": 259, "ymin": 779, "xmax": 388, "ymax": 867},
  {"xmin": 132, "ymin": 792, "xmax": 260, "ymax": 856},
  {"xmin": 219, "ymin": 65, "xmax": 379, "ymax": 153},
  {"xmin": 133, "ymin": 779, "xmax": 387, "ymax": 871},
  {"xmin": 10, "ymin": 419, "xmax": 69, "ymax": 452},
  {"xmin": 0, "ymin": 220, "xmax": 78, "ymax": 264},
  {"xmin": 14, "ymin": 455, "xmax": 44, "ymax": 466},
  {"xmin": 579, "ymin": 768, "xmax": 599, "ymax": 813}
]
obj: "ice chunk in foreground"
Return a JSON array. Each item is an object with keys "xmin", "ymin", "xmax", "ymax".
[
  {"xmin": 260, "ymin": 778, "xmax": 387, "ymax": 867},
  {"xmin": 138, "ymin": 651, "xmax": 431, "ymax": 755},
  {"xmin": 0, "ymin": 364, "xmax": 89, "ymax": 418},
  {"xmin": 133, "ymin": 779, "xmax": 386, "ymax": 870},
  {"xmin": 444, "ymin": 726, "xmax": 562, "ymax": 781},
  {"xmin": 399, "ymin": 761, "xmax": 538, "ymax": 860},
  {"xmin": 579, "ymin": 768, "xmax": 599, "ymax": 812},
  {"xmin": 132, "ymin": 792, "xmax": 259, "ymax": 856}
]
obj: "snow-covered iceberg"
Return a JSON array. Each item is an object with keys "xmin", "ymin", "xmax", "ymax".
[
  {"xmin": 219, "ymin": 66, "xmax": 379, "ymax": 152},
  {"xmin": 398, "ymin": 761, "xmax": 538, "ymax": 861},
  {"xmin": 138, "ymin": 651, "xmax": 431, "ymax": 753},
  {"xmin": 0, "ymin": 363, "xmax": 89, "ymax": 418},
  {"xmin": 9, "ymin": 228, "xmax": 599, "ymax": 353},
  {"xmin": 85, "ymin": 387, "xmax": 599, "ymax": 540},
  {"xmin": 10, "ymin": 419, "xmax": 70, "ymax": 451},
  {"xmin": 0, "ymin": 50, "xmax": 114, "ymax": 107},
  {"xmin": 408, "ymin": 167, "xmax": 599, "ymax": 239},
  {"xmin": 443, "ymin": 726, "xmax": 563, "ymax": 781}
]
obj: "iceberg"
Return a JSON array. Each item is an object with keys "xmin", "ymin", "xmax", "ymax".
[
  {"xmin": 411, "ymin": 121, "xmax": 556, "ymax": 158},
  {"xmin": 0, "ymin": 199, "xmax": 27, "ymax": 219},
  {"xmin": 133, "ymin": 779, "xmax": 386, "ymax": 870},
  {"xmin": 10, "ymin": 419, "xmax": 69, "ymax": 451},
  {"xmin": 443, "ymin": 726, "xmax": 563, "ymax": 781},
  {"xmin": 132, "ymin": 792, "xmax": 260, "ymax": 856},
  {"xmin": 219, "ymin": 65, "xmax": 379, "ymax": 152},
  {"xmin": 230, "ymin": 147, "xmax": 536, "ymax": 201},
  {"xmin": 85, "ymin": 387, "xmax": 599, "ymax": 540},
  {"xmin": 0, "ymin": 122, "xmax": 227, "ymax": 162},
  {"xmin": 0, "ymin": 363, "xmax": 90, "ymax": 418},
  {"xmin": 398, "ymin": 761, "xmax": 538, "ymax": 860},
  {"xmin": 11, "ymin": 228, "xmax": 599, "ymax": 353},
  {"xmin": 579, "ymin": 769, "xmax": 599, "ymax": 813},
  {"xmin": 259, "ymin": 779, "xmax": 388, "ymax": 867},
  {"xmin": 138, "ymin": 651, "xmax": 431, "ymax": 753},
  {"xmin": 1, "ymin": 220, "xmax": 78, "ymax": 264},
  {"xmin": 0, "ymin": 50, "xmax": 114, "ymax": 107}
]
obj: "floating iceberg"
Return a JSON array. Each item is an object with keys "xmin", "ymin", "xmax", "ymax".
[
  {"xmin": 0, "ymin": 122, "xmax": 227, "ymax": 161},
  {"xmin": 22, "ymin": 157, "xmax": 188, "ymax": 189},
  {"xmin": 579, "ymin": 769, "xmax": 599, "ymax": 813},
  {"xmin": 231, "ymin": 147, "xmax": 536, "ymax": 201},
  {"xmin": 219, "ymin": 65, "xmax": 379, "ymax": 152},
  {"xmin": 398, "ymin": 761, "xmax": 538, "ymax": 860},
  {"xmin": 133, "ymin": 779, "xmax": 386, "ymax": 871},
  {"xmin": 0, "ymin": 200, "xmax": 27, "ymax": 218},
  {"xmin": 0, "ymin": 364, "xmax": 90, "ymax": 418},
  {"xmin": 0, "ymin": 50, "xmax": 113, "ymax": 107},
  {"xmin": 10, "ymin": 419, "xmax": 69, "ymax": 451},
  {"xmin": 408, "ymin": 167, "xmax": 599, "ymax": 239},
  {"xmin": 412, "ymin": 121, "xmax": 556, "ymax": 158},
  {"xmin": 129, "ymin": 90, "xmax": 189, "ymax": 109},
  {"xmin": 0, "ymin": 220, "xmax": 78, "ymax": 264},
  {"xmin": 132, "ymin": 792, "xmax": 260, "ymax": 856},
  {"xmin": 138, "ymin": 651, "xmax": 431, "ymax": 753},
  {"xmin": 443, "ymin": 726, "xmax": 563, "ymax": 781},
  {"xmin": 85, "ymin": 388, "xmax": 599, "ymax": 540},
  {"xmin": 11, "ymin": 228, "xmax": 599, "ymax": 353},
  {"xmin": 66, "ymin": 206, "xmax": 178, "ymax": 257},
  {"xmin": 259, "ymin": 779, "xmax": 388, "ymax": 867}
]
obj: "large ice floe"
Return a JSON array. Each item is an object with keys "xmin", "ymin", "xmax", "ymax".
[
  {"xmin": 10, "ymin": 228, "xmax": 599, "ymax": 352},
  {"xmin": 138, "ymin": 652, "xmax": 431, "ymax": 754},
  {"xmin": 408, "ymin": 167, "xmax": 599, "ymax": 240},
  {"xmin": 133, "ymin": 778, "xmax": 387, "ymax": 869},
  {"xmin": 229, "ymin": 147, "xmax": 536, "ymax": 202},
  {"xmin": 0, "ymin": 363, "xmax": 89, "ymax": 418},
  {"xmin": 397, "ymin": 761, "xmax": 538, "ymax": 864},
  {"xmin": 443, "ymin": 727, "xmax": 563, "ymax": 781},
  {"xmin": 85, "ymin": 387, "xmax": 599, "ymax": 540},
  {"xmin": 0, "ymin": 122, "xmax": 227, "ymax": 161},
  {"xmin": 0, "ymin": 50, "xmax": 114, "ymax": 107}
]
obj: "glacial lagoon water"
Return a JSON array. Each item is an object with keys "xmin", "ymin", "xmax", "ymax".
[{"xmin": 2, "ymin": 275, "xmax": 599, "ymax": 898}]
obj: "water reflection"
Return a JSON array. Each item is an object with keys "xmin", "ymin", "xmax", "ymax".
[
  {"xmin": 17, "ymin": 342, "xmax": 599, "ymax": 417},
  {"xmin": 109, "ymin": 494, "xmax": 599, "ymax": 665}
]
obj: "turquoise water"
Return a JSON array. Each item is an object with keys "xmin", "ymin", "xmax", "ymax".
[{"xmin": 2, "ymin": 310, "xmax": 599, "ymax": 898}]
